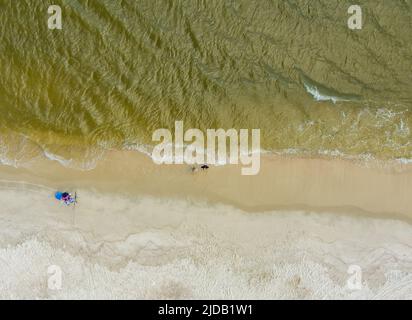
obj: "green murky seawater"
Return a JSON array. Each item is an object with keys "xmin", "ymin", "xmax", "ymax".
[{"xmin": 0, "ymin": 0, "xmax": 411, "ymax": 168}]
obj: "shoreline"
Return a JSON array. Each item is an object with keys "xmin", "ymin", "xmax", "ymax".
[{"xmin": 0, "ymin": 150, "xmax": 411, "ymax": 220}]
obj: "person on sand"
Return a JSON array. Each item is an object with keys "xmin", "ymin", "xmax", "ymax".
[
  {"xmin": 191, "ymin": 164, "xmax": 209, "ymax": 173},
  {"xmin": 55, "ymin": 191, "xmax": 76, "ymax": 206},
  {"xmin": 62, "ymin": 192, "xmax": 71, "ymax": 202}
]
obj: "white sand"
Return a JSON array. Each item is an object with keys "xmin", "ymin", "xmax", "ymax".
[{"xmin": 0, "ymin": 182, "xmax": 412, "ymax": 299}]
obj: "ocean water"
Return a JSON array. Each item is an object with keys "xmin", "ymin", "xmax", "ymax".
[{"xmin": 1, "ymin": 0, "xmax": 411, "ymax": 168}]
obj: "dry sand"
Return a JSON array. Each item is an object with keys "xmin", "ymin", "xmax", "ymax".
[{"xmin": 0, "ymin": 151, "xmax": 411, "ymax": 299}]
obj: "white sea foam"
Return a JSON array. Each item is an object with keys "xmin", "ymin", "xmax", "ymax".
[
  {"xmin": 124, "ymin": 141, "xmax": 266, "ymax": 166},
  {"xmin": 0, "ymin": 131, "xmax": 410, "ymax": 171},
  {"xmin": 42, "ymin": 150, "xmax": 105, "ymax": 171},
  {"xmin": 43, "ymin": 150, "xmax": 74, "ymax": 167},
  {"xmin": 272, "ymin": 147, "xmax": 412, "ymax": 166},
  {"xmin": 396, "ymin": 158, "xmax": 412, "ymax": 164},
  {"xmin": 304, "ymin": 83, "xmax": 350, "ymax": 104}
]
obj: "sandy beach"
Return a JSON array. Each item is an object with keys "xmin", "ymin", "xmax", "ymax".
[
  {"xmin": 2, "ymin": 151, "xmax": 412, "ymax": 216},
  {"xmin": 0, "ymin": 152, "xmax": 411, "ymax": 299}
]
